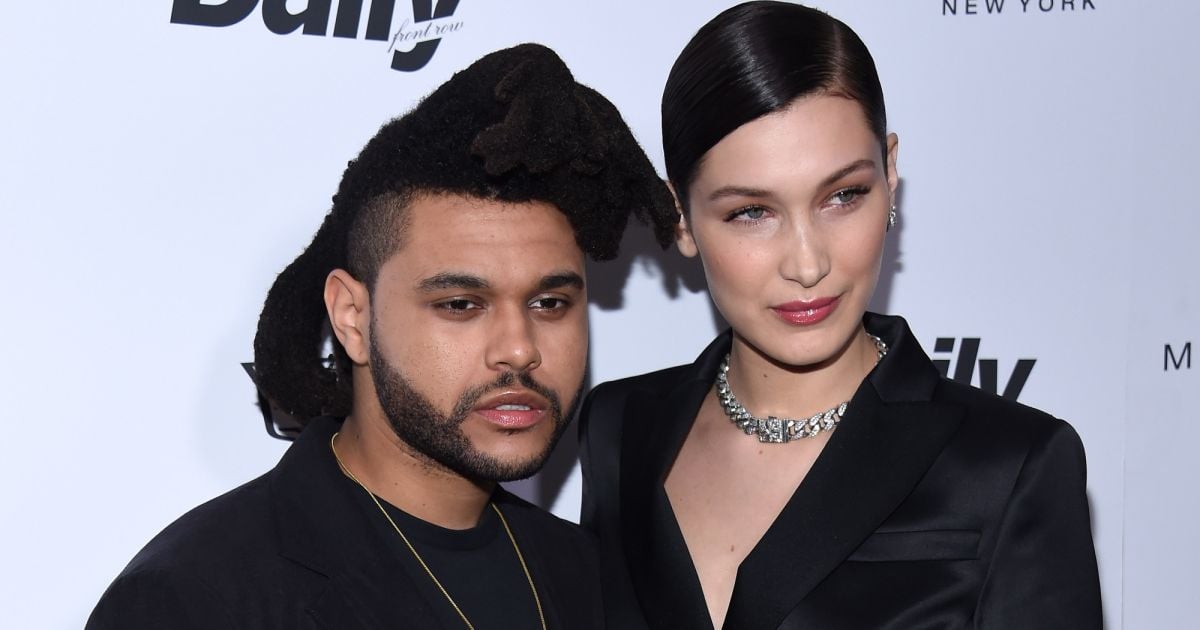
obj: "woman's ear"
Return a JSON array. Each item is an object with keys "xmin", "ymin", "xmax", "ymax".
[
  {"xmin": 324, "ymin": 269, "xmax": 371, "ymax": 366},
  {"xmin": 885, "ymin": 133, "xmax": 900, "ymax": 201},
  {"xmin": 667, "ymin": 180, "xmax": 699, "ymax": 258}
]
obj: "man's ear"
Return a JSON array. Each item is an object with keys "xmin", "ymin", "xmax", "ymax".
[
  {"xmin": 667, "ymin": 180, "xmax": 699, "ymax": 258},
  {"xmin": 324, "ymin": 269, "xmax": 371, "ymax": 366}
]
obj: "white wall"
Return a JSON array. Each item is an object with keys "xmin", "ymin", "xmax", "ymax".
[{"xmin": 2, "ymin": 1, "xmax": 1195, "ymax": 628}]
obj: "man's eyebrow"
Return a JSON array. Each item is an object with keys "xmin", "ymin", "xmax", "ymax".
[
  {"xmin": 537, "ymin": 272, "xmax": 585, "ymax": 292},
  {"xmin": 417, "ymin": 272, "xmax": 489, "ymax": 292},
  {"xmin": 706, "ymin": 159, "xmax": 878, "ymax": 202}
]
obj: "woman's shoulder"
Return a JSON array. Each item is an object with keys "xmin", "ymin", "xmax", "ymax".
[
  {"xmin": 580, "ymin": 364, "xmax": 689, "ymax": 425},
  {"xmin": 584, "ymin": 332, "xmax": 730, "ymax": 405},
  {"xmin": 932, "ymin": 376, "xmax": 1085, "ymax": 457},
  {"xmin": 588, "ymin": 363, "xmax": 694, "ymax": 401},
  {"xmin": 577, "ymin": 362, "xmax": 696, "ymax": 457}
]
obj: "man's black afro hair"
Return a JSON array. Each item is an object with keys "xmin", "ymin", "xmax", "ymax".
[{"xmin": 252, "ymin": 43, "xmax": 677, "ymax": 433}]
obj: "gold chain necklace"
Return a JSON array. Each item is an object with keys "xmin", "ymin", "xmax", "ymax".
[{"xmin": 330, "ymin": 432, "xmax": 547, "ymax": 630}]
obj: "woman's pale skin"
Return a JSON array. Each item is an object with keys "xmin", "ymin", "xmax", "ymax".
[{"xmin": 665, "ymin": 92, "xmax": 900, "ymax": 628}]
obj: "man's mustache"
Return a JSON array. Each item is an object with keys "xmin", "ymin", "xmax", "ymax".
[{"xmin": 448, "ymin": 371, "xmax": 563, "ymax": 423}]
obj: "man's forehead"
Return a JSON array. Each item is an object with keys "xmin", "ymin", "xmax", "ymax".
[
  {"xmin": 403, "ymin": 193, "xmax": 570, "ymax": 236},
  {"xmin": 380, "ymin": 192, "xmax": 585, "ymax": 287}
]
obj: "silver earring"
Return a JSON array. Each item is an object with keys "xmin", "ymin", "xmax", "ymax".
[{"xmin": 887, "ymin": 206, "xmax": 897, "ymax": 232}]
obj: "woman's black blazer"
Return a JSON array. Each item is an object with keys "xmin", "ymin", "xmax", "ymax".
[{"xmin": 579, "ymin": 313, "xmax": 1102, "ymax": 629}]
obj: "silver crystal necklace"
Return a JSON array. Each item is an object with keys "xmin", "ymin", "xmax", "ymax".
[{"xmin": 716, "ymin": 334, "xmax": 888, "ymax": 443}]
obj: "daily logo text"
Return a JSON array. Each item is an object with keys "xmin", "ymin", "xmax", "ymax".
[{"xmin": 170, "ymin": 0, "xmax": 464, "ymax": 72}]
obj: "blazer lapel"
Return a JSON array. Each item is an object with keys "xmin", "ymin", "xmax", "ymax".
[
  {"xmin": 620, "ymin": 335, "xmax": 731, "ymax": 630},
  {"xmin": 724, "ymin": 314, "xmax": 965, "ymax": 630},
  {"xmin": 270, "ymin": 417, "xmax": 447, "ymax": 630}
]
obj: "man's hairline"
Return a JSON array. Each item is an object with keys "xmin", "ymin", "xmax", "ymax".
[{"xmin": 353, "ymin": 187, "xmax": 586, "ymax": 295}]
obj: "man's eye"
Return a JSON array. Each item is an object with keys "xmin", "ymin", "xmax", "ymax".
[
  {"xmin": 438, "ymin": 299, "xmax": 480, "ymax": 312},
  {"xmin": 530, "ymin": 297, "xmax": 568, "ymax": 310}
]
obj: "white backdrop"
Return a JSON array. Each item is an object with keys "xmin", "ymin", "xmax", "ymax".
[{"xmin": 2, "ymin": 1, "xmax": 1196, "ymax": 628}]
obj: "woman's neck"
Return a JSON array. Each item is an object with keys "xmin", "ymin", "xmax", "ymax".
[{"xmin": 724, "ymin": 327, "xmax": 879, "ymax": 419}]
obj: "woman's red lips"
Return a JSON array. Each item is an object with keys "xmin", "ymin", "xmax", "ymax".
[
  {"xmin": 771, "ymin": 296, "xmax": 840, "ymax": 326},
  {"xmin": 473, "ymin": 390, "xmax": 547, "ymax": 430}
]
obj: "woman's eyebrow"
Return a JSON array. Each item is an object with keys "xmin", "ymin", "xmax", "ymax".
[
  {"xmin": 707, "ymin": 185, "xmax": 771, "ymax": 202},
  {"xmin": 818, "ymin": 159, "xmax": 876, "ymax": 189},
  {"xmin": 706, "ymin": 159, "xmax": 877, "ymax": 203}
]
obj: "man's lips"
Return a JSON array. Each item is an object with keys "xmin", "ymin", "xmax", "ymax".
[
  {"xmin": 771, "ymin": 295, "xmax": 841, "ymax": 325},
  {"xmin": 473, "ymin": 390, "xmax": 548, "ymax": 430}
]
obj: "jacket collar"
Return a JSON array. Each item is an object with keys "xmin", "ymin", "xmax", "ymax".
[
  {"xmin": 862, "ymin": 312, "xmax": 942, "ymax": 403},
  {"xmin": 267, "ymin": 416, "xmax": 446, "ymax": 629},
  {"xmin": 619, "ymin": 355, "xmax": 720, "ymax": 629},
  {"xmin": 621, "ymin": 314, "xmax": 964, "ymax": 629}
]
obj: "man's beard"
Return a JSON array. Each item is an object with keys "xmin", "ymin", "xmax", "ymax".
[{"xmin": 368, "ymin": 324, "xmax": 581, "ymax": 482}]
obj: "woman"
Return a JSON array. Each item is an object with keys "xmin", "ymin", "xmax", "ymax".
[{"xmin": 578, "ymin": 3, "xmax": 1102, "ymax": 629}]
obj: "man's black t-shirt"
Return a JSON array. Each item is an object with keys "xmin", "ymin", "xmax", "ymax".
[{"xmin": 359, "ymin": 492, "xmax": 543, "ymax": 629}]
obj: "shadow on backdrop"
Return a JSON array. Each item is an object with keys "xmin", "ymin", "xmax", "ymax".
[{"xmin": 508, "ymin": 222, "xmax": 721, "ymax": 510}]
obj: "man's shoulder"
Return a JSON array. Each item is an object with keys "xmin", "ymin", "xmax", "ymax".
[
  {"xmin": 494, "ymin": 491, "xmax": 601, "ymax": 576},
  {"xmin": 119, "ymin": 472, "xmax": 278, "ymax": 579},
  {"xmin": 495, "ymin": 490, "xmax": 594, "ymax": 550},
  {"xmin": 86, "ymin": 473, "xmax": 292, "ymax": 629},
  {"xmin": 493, "ymin": 490, "xmax": 604, "ymax": 622}
]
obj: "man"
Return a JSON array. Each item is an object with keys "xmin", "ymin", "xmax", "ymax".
[{"xmin": 87, "ymin": 44, "xmax": 675, "ymax": 629}]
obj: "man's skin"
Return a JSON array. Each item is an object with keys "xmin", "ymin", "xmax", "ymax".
[{"xmin": 323, "ymin": 193, "xmax": 588, "ymax": 530}]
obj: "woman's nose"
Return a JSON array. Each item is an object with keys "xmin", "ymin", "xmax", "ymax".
[{"xmin": 779, "ymin": 222, "xmax": 831, "ymax": 288}]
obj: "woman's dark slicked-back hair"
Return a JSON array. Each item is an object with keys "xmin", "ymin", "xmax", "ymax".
[
  {"xmin": 662, "ymin": 1, "xmax": 887, "ymax": 209},
  {"xmin": 252, "ymin": 44, "xmax": 677, "ymax": 429}
]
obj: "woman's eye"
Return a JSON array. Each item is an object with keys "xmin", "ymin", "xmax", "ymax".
[
  {"xmin": 727, "ymin": 205, "xmax": 769, "ymax": 222},
  {"xmin": 830, "ymin": 186, "xmax": 870, "ymax": 206}
]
